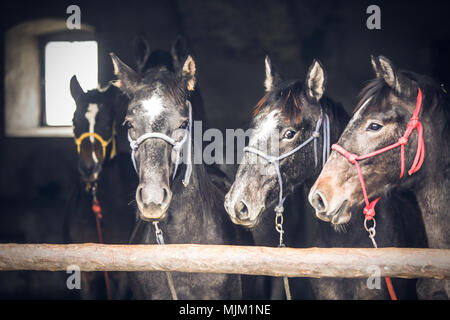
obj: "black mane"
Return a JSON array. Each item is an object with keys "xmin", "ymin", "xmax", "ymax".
[{"xmin": 356, "ymin": 71, "xmax": 450, "ymax": 128}]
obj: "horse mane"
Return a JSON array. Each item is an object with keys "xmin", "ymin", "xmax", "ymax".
[
  {"xmin": 355, "ymin": 71, "xmax": 450, "ymax": 127},
  {"xmin": 253, "ymin": 80, "xmax": 303, "ymax": 124},
  {"xmin": 253, "ymin": 79, "xmax": 347, "ymax": 126}
]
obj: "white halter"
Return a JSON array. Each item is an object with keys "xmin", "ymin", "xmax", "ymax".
[
  {"xmin": 244, "ymin": 108, "xmax": 330, "ymax": 217},
  {"xmin": 128, "ymin": 100, "xmax": 193, "ymax": 187}
]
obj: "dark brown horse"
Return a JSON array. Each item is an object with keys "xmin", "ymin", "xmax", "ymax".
[{"xmin": 309, "ymin": 55, "xmax": 447, "ymax": 299}]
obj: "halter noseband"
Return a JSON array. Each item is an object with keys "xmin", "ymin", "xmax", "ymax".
[
  {"xmin": 331, "ymin": 88, "xmax": 425, "ymax": 221},
  {"xmin": 128, "ymin": 100, "xmax": 193, "ymax": 187},
  {"xmin": 74, "ymin": 123, "xmax": 117, "ymax": 160},
  {"xmin": 244, "ymin": 108, "xmax": 330, "ymax": 219}
]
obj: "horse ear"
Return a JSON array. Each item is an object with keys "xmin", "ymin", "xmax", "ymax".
[
  {"xmin": 133, "ymin": 34, "xmax": 151, "ymax": 73},
  {"xmin": 371, "ymin": 55, "xmax": 400, "ymax": 89},
  {"xmin": 171, "ymin": 35, "xmax": 189, "ymax": 70},
  {"xmin": 181, "ymin": 55, "xmax": 196, "ymax": 91},
  {"xmin": 70, "ymin": 75, "xmax": 85, "ymax": 101},
  {"xmin": 305, "ymin": 59, "xmax": 326, "ymax": 101},
  {"xmin": 370, "ymin": 54, "xmax": 382, "ymax": 78},
  {"xmin": 264, "ymin": 55, "xmax": 281, "ymax": 92},
  {"xmin": 110, "ymin": 52, "xmax": 139, "ymax": 96}
]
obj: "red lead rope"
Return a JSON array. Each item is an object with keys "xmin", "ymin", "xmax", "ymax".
[
  {"xmin": 92, "ymin": 199, "xmax": 112, "ymax": 300},
  {"xmin": 331, "ymin": 88, "xmax": 425, "ymax": 300}
]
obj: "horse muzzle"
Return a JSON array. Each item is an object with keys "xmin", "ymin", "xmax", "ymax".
[{"xmin": 136, "ymin": 184, "xmax": 172, "ymax": 221}]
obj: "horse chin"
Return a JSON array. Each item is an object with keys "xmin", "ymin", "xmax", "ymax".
[
  {"xmin": 316, "ymin": 199, "xmax": 351, "ymax": 225},
  {"xmin": 138, "ymin": 206, "xmax": 169, "ymax": 222},
  {"xmin": 331, "ymin": 209, "xmax": 352, "ymax": 225},
  {"xmin": 230, "ymin": 216, "xmax": 260, "ymax": 229}
]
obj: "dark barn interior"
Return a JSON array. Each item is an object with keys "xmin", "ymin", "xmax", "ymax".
[{"xmin": 0, "ymin": 0, "xmax": 449, "ymax": 299}]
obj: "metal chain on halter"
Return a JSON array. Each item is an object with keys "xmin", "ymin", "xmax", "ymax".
[
  {"xmin": 153, "ymin": 221, "xmax": 178, "ymax": 300},
  {"xmin": 274, "ymin": 202, "xmax": 292, "ymax": 300}
]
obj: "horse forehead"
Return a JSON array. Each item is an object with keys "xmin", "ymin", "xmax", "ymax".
[
  {"xmin": 85, "ymin": 103, "xmax": 99, "ymax": 128},
  {"xmin": 250, "ymin": 110, "xmax": 280, "ymax": 145},
  {"xmin": 132, "ymin": 94, "xmax": 168, "ymax": 122},
  {"xmin": 348, "ymin": 96, "xmax": 373, "ymax": 127}
]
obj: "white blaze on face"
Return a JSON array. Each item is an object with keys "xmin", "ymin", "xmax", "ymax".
[
  {"xmin": 348, "ymin": 96, "xmax": 373, "ymax": 127},
  {"xmin": 85, "ymin": 103, "xmax": 99, "ymax": 162},
  {"xmin": 251, "ymin": 110, "xmax": 280, "ymax": 144},
  {"xmin": 345, "ymin": 96, "xmax": 374, "ymax": 150},
  {"xmin": 247, "ymin": 110, "xmax": 281, "ymax": 169},
  {"xmin": 142, "ymin": 95, "xmax": 165, "ymax": 121}
]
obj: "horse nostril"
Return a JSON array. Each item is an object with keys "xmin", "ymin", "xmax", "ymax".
[
  {"xmin": 161, "ymin": 188, "xmax": 169, "ymax": 206},
  {"xmin": 234, "ymin": 201, "xmax": 249, "ymax": 220},
  {"xmin": 312, "ymin": 192, "xmax": 327, "ymax": 212},
  {"xmin": 136, "ymin": 186, "xmax": 144, "ymax": 206}
]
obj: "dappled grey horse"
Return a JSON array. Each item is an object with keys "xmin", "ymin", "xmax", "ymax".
[{"xmin": 110, "ymin": 43, "xmax": 252, "ymax": 299}]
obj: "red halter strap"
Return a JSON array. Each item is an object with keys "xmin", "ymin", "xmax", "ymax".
[{"xmin": 331, "ymin": 88, "xmax": 424, "ymax": 221}]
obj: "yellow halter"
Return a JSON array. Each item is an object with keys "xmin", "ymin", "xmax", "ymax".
[{"xmin": 74, "ymin": 124, "xmax": 117, "ymax": 160}]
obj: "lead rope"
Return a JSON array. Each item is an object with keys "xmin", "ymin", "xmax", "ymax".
[
  {"xmin": 91, "ymin": 184, "xmax": 112, "ymax": 300},
  {"xmin": 153, "ymin": 221, "xmax": 178, "ymax": 300},
  {"xmin": 244, "ymin": 109, "xmax": 330, "ymax": 300}
]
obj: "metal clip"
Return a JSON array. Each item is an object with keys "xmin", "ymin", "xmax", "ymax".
[
  {"xmin": 364, "ymin": 218, "xmax": 378, "ymax": 248},
  {"xmin": 153, "ymin": 221, "xmax": 165, "ymax": 245}
]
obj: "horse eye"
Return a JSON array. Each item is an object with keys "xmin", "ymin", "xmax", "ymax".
[
  {"xmin": 367, "ymin": 122, "xmax": 383, "ymax": 131},
  {"xmin": 283, "ymin": 130, "xmax": 296, "ymax": 140},
  {"xmin": 123, "ymin": 120, "xmax": 133, "ymax": 129},
  {"xmin": 179, "ymin": 120, "xmax": 188, "ymax": 129}
]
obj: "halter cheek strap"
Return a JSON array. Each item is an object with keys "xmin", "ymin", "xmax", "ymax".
[{"xmin": 128, "ymin": 101, "xmax": 193, "ymax": 187}]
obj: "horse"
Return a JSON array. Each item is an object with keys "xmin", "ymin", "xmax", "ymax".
[
  {"xmin": 132, "ymin": 34, "xmax": 233, "ymax": 193},
  {"xmin": 224, "ymin": 56, "xmax": 422, "ymax": 299},
  {"xmin": 109, "ymin": 47, "xmax": 251, "ymax": 299},
  {"xmin": 308, "ymin": 55, "xmax": 445, "ymax": 299},
  {"xmin": 66, "ymin": 75, "xmax": 136, "ymax": 299}
]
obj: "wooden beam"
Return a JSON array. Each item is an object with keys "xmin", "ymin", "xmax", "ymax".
[{"xmin": 0, "ymin": 244, "xmax": 449, "ymax": 279}]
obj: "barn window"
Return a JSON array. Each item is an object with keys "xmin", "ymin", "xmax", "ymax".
[
  {"xmin": 44, "ymin": 41, "xmax": 98, "ymax": 126},
  {"xmin": 4, "ymin": 19, "xmax": 96, "ymax": 137}
]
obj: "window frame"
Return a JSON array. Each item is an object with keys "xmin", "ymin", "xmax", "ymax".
[
  {"xmin": 4, "ymin": 19, "xmax": 95, "ymax": 138},
  {"xmin": 39, "ymin": 30, "xmax": 97, "ymax": 128}
]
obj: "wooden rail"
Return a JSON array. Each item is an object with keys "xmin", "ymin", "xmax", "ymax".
[{"xmin": 0, "ymin": 243, "xmax": 449, "ymax": 279}]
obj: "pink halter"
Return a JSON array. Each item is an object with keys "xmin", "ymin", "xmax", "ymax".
[{"xmin": 331, "ymin": 88, "xmax": 425, "ymax": 221}]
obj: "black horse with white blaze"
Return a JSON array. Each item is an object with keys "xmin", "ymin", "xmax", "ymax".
[{"xmin": 67, "ymin": 76, "xmax": 136, "ymax": 299}]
